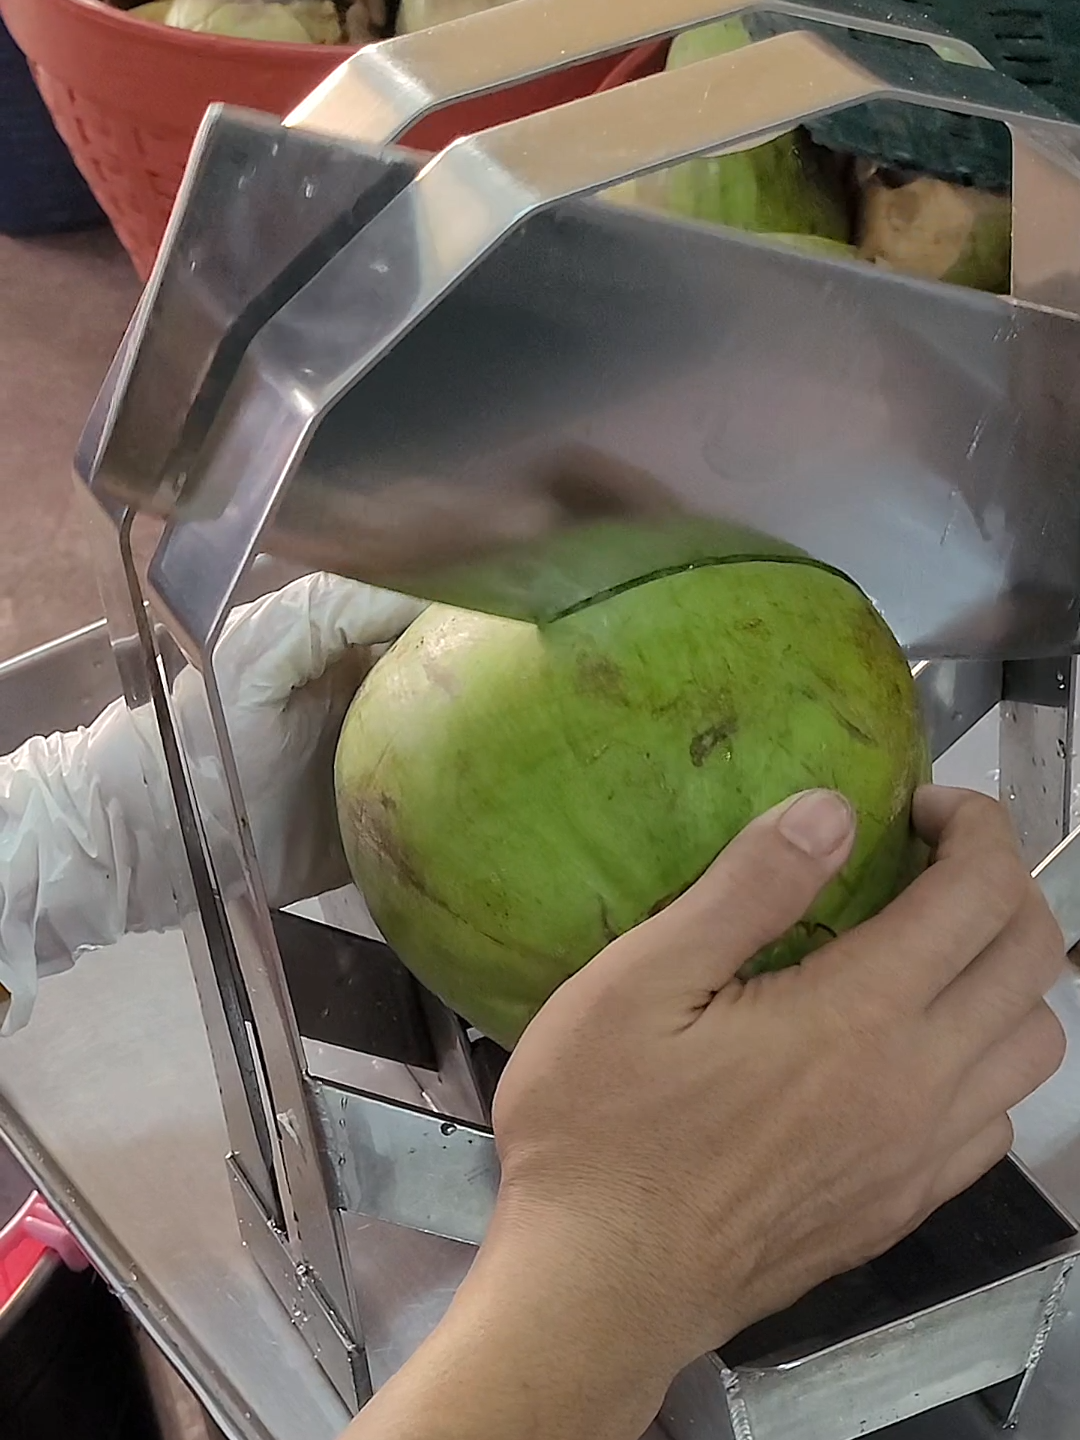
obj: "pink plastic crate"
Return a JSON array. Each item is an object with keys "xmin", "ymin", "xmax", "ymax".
[{"xmin": 0, "ymin": 1193, "xmax": 87, "ymax": 1309}]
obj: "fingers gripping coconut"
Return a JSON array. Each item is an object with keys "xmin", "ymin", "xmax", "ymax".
[
  {"xmin": 334, "ymin": 544, "xmax": 930, "ymax": 1050},
  {"xmin": 341, "ymin": 785, "xmax": 1065, "ymax": 1440}
]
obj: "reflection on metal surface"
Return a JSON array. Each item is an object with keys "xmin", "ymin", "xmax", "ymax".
[
  {"xmin": 914, "ymin": 659, "xmax": 1003, "ymax": 761},
  {"xmin": 0, "ymin": 936, "xmax": 350, "ymax": 1440},
  {"xmin": 1012, "ymin": 135, "xmax": 1080, "ymax": 317},
  {"xmin": 289, "ymin": 0, "xmax": 987, "ymax": 143},
  {"xmin": 135, "ymin": 1333, "xmax": 226, "ymax": 1440},
  {"xmin": 0, "ymin": 621, "xmax": 115, "ymax": 752},
  {"xmin": 95, "ymin": 116, "xmax": 418, "ymax": 522},
  {"xmin": 315, "ymin": 1086, "xmax": 497, "ymax": 1246},
  {"xmin": 227, "ymin": 1157, "xmax": 369, "ymax": 1406},
  {"xmin": 1001, "ymin": 659, "xmax": 1077, "ymax": 869},
  {"xmin": 340, "ymin": 1212, "xmax": 473, "ymax": 1394},
  {"xmin": 274, "ymin": 911, "xmax": 437, "ymax": 1072},
  {"xmin": 91, "ymin": 0, "xmax": 988, "ymax": 532}
]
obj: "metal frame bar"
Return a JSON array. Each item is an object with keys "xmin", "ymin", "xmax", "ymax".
[
  {"xmin": 77, "ymin": 483, "xmax": 368, "ymax": 1401},
  {"xmin": 289, "ymin": 0, "xmax": 988, "ymax": 143}
]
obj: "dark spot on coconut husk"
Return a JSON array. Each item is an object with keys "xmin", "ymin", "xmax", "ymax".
[
  {"xmin": 800, "ymin": 680, "xmax": 876, "ymax": 747},
  {"xmin": 598, "ymin": 899, "xmax": 620, "ymax": 945},
  {"xmin": 577, "ymin": 653, "xmax": 627, "ymax": 702},
  {"xmin": 690, "ymin": 717, "xmax": 739, "ymax": 766}
]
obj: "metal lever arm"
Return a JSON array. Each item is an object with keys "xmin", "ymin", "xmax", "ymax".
[
  {"xmin": 264, "ymin": 27, "xmax": 1077, "ymax": 422},
  {"xmin": 425, "ymin": 29, "xmax": 1070, "ymax": 226},
  {"xmin": 89, "ymin": 0, "xmax": 996, "ymax": 533},
  {"xmin": 289, "ymin": 0, "xmax": 988, "ymax": 144},
  {"xmin": 152, "ymin": 23, "xmax": 1080, "ymax": 652}
]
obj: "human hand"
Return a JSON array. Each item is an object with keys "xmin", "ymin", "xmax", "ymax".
[
  {"xmin": 343, "ymin": 786, "xmax": 1064, "ymax": 1440},
  {"xmin": 480, "ymin": 786, "xmax": 1066, "ymax": 1419},
  {"xmin": 0, "ymin": 573, "xmax": 423, "ymax": 1035},
  {"xmin": 172, "ymin": 571, "xmax": 425, "ymax": 908}
]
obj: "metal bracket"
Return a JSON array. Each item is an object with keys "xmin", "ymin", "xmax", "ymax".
[{"xmin": 314, "ymin": 1086, "xmax": 498, "ymax": 1246}]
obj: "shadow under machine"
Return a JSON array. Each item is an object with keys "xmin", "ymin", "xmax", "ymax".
[{"xmin": 74, "ymin": 2, "xmax": 1080, "ymax": 1435}]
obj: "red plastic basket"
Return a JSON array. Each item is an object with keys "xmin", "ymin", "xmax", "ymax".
[{"xmin": 0, "ymin": 0, "xmax": 667, "ymax": 279}]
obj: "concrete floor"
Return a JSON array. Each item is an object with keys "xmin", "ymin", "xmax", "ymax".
[{"xmin": 0, "ymin": 225, "xmax": 140, "ymax": 663}]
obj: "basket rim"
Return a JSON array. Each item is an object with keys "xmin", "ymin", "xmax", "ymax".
[{"xmin": 4, "ymin": 0, "xmax": 366, "ymax": 62}]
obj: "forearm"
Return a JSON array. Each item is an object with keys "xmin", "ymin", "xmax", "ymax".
[
  {"xmin": 0, "ymin": 718, "xmax": 177, "ymax": 1031},
  {"xmin": 344, "ymin": 1218, "xmax": 683, "ymax": 1440}
]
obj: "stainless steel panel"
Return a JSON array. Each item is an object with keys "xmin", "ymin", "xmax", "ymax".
[
  {"xmin": 227, "ymin": 1159, "xmax": 369, "ymax": 1405},
  {"xmin": 92, "ymin": 114, "xmax": 418, "ymax": 522},
  {"xmin": 1034, "ymin": 831, "xmax": 1080, "ymax": 954},
  {"xmin": 0, "ymin": 934, "xmax": 350, "ymax": 1440},
  {"xmin": 1001, "ymin": 659, "xmax": 1077, "ymax": 870},
  {"xmin": 314, "ymin": 1085, "xmax": 497, "ymax": 1245},
  {"xmin": 94, "ymin": 508, "xmax": 365, "ymax": 1387},
  {"xmin": 914, "ymin": 660, "xmax": 1003, "ymax": 762},
  {"xmin": 91, "ymin": 0, "xmax": 987, "ymax": 529},
  {"xmin": 0, "ymin": 621, "xmax": 115, "ymax": 751},
  {"xmin": 3, "ymin": 935, "xmax": 1080, "ymax": 1440},
  {"xmin": 657, "ymin": 1145, "xmax": 1080, "ymax": 1439},
  {"xmin": 142, "ymin": 191, "xmax": 1080, "ymax": 659},
  {"xmin": 725, "ymin": 1264, "xmax": 1070, "ymax": 1440},
  {"xmin": 79, "ymin": 492, "xmax": 292, "ymax": 1284}
]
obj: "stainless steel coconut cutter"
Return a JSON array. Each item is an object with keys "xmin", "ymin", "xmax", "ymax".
[{"xmin": 72, "ymin": 4, "xmax": 1080, "ymax": 1437}]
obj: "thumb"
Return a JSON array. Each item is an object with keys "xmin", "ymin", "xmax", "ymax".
[{"xmin": 615, "ymin": 790, "xmax": 857, "ymax": 999}]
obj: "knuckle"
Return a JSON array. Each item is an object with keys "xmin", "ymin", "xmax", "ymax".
[
  {"xmin": 1028, "ymin": 884, "xmax": 1068, "ymax": 959},
  {"xmin": 879, "ymin": 1180, "xmax": 934, "ymax": 1248},
  {"xmin": 999, "ymin": 1008, "xmax": 1063, "ymax": 1105},
  {"xmin": 963, "ymin": 790, "xmax": 1021, "ymax": 848},
  {"xmin": 995, "ymin": 1113, "xmax": 1016, "ymax": 1159},
  {"xmin": 814, "ymin": 975, "xmax": 894, "ymax": 1046},
  {"xmin": 934, "ymin": 846, "xmax": 1027, "ymax": 942},
  {"xmin": 1033, "ymin": 1004, "xmax": 1068, "ymax": 1080},
  {"xmin": 975, "ymin": 848, "xmax": 1030, "ymax": 920},
  {"xmin": 1003, "ymin": 887, "xmax": 1068, "ymax": 994},
  {"xmin": 955, "ymin": 788, "xmax": 1000, "ymax": 820},
  {"xmin": 843, "ymin": 985, "xmax": 897, "ymax": 1040}
]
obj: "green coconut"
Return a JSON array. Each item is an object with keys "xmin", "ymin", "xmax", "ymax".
[
  {"xmin": 603, "ymin": 20, "xmax": 852, "ymax": 245},
  {"xmin": 336, "ymin": 561, "xmax": 930, "ymax": 1050}
]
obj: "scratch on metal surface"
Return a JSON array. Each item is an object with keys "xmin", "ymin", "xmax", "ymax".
[
  {"xmin": 1007, "ymin": 1263, "xmax": 1077, "ymax": 1428},
  {"xmin": 721, "ymin": 1364, "xmax": 755, "ymax": 1440}
]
